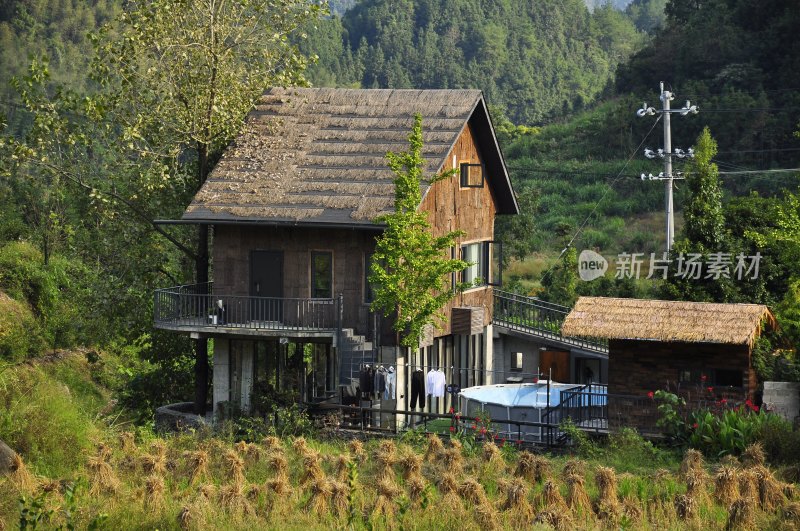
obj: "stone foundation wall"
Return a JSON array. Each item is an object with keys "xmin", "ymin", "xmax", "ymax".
[{"xmin": 763, "ymin": 381, "xmax": 800, "ymax": 425}]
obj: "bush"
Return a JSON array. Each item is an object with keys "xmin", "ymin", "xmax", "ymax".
[{"xmin": 0, "ymin": 291, "xmax": 44, "ymax": 361}]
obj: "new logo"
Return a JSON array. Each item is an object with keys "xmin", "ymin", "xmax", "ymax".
[{"xmin": 578, "ymin": 250, "xmax": 608, "ymax": 281}]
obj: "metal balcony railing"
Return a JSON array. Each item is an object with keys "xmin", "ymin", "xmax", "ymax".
[{"xmin": 154, "ymin": 282, "xmax": 341, "ymax": 332}]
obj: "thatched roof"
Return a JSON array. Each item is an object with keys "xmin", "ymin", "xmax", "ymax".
[
  {"xmin": 182, "ymin": 87, "xmax": 517, "ymax": 227},
  {"xmin": 561, "ymin": 297, "xmax": 776, "ymax": 346}
]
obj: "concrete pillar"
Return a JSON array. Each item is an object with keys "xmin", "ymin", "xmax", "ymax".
[
  {"xmin": 212, "ymin": 338, "xmax": 230, "ymax": 419},
  {"xmin": 240, "ymin": 341, "xmax": 254, "ymax": 413},
  {"xmin": 484, "ymin": 325, "xmax": 494, "ymax": 385}
]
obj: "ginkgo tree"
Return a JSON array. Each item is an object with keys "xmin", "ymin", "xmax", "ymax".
[{"xmin": 369, "ymin": 114, "xmax": 470, "ymax": 348}]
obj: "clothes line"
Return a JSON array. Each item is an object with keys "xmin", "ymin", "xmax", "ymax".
[{"xmin": 405, "ymin": 363, "xmax": 549, "ymax": 378}]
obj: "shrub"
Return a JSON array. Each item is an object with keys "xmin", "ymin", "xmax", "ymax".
[{"xmin": 0, "ymin": 291, "xmax": 43, "ymax": 361}]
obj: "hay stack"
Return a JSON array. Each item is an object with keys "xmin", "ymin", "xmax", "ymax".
[
  {"xmin": 399, "ymin": 450, "xmax": 423, "ymax": 481},
  {"xmin": 330, "ymin": 479, "xmax": 349, "ymax": 517},
  {"xmin": 720, "ymin": 454, "xmax": 741, "ymax": 468},
  {"xmin": 593, "ymin": 467, "xmax": 620, "ymax": 522},
  {"xmin": 674, "ymin": 493, "xmax": 696, "ymax": 520},
  {"xmin": 725, "ymin": 498, "xmax": 755, "ymax": 531},
  {"xmin": 441, "ymin": 447, "xmax": 464, "ymax": 476},
  {"xmin": 561, "ymin": 459, "xmax": 585, "ymax": 479},
  {"xmin": 235, "ymin": 441, "xmax": 261, "ymax": 462},
  {"xmin": 534, "ymin": 509, "xmax": 572, "ymax": 531},
  {"xmin": 144, "ymin": 474, "xmax": 165, "ymax": 511},
  {"xmin": 565, "ymin": 473, "xmax": 591, "ymax": 515},
  {"xmin": 348, "ymin": 439, "xmax": 367, "ymax": 464},
  {"xmin": 782, "ymin": 502, "xmax": 800, "ymax": 526},
  {"xmin": 306, "ymin": 477, "xmax": 333, "ymax": 515},
  {"xmin": 177, "ymin": 506, "xmax": 192, "ymax": 530},
  {"xmin": 407, "ymin": 474, "xmax": 427, "ymax": 504},
  {"xmin": 438, "ymin": 473, "xmax": 463, "ymax": 512},
  {"xmin": 219, "ymin": 482, "xmax": 254, "ymax": 516},
  {"xmin": 425, "ymin": 434, "xmax": 444, "ymax": 462},
  {"xmin": 497, "ymin": 478, "xmax": 533, "ymax": 523},
  {"xmin": 375, "ymin": 440, "xmax": 398, "ymax": 482},
  {"xmin": 223, "ymin": 449, "xmax": 245, "ymax": 487},
  {"xmin": 262, "ymin": 436, "xmax": 282, "ymax": 452},
  {"xmin": 679, "ymin": 449, "xmax": 704, "ymax": 480},
  {"xmin": 266, "ymin": 452, "xmax": 291, "ymax": 495},
  {"xmin": 738, "ymin": 469, "xmax": 759, "ymax": 500},
  {"xmin": 333, "ymin": 454, "xmax": 353, "ymax": 482},
  {"xmin": 372, "ymin": 478, "xmax": 402, "ymax": 518},
  {"xmin": 299, "ymin": 450, "xmax": 325, "ymax": 487},
  {"xmin": 714, "ymin": 465, "xmax": 740, "ymax": 507},
  {"xmin": 622, "ymin": 496, "xmax": 643, "ymax": 522},
  {"xmin": 742, "ymin": 443, "xmax": 766, "ymax": 467},
  {"xmin": 458, "ymin": 477, "xmax": 490, "ymax": 506},
  {"xmin": 515, "ymin": 451, "xmax": 548, "ymax": 483},
  {"xmin": 184, "ymin": 450, "xmax": 210, "ymax": 485},
  {"xmin": 482, "ymin": 442, "xmax": 503, "ymax": 466},
  {"xmin": 538, "ymin": 479, "xmax": 568, "ymax": 513},
  {"xmin": 292, "ymin": 437, "xmax": 309, "ymax": 455},
  {"xmin": 754, "ymin": 465, "xmax": 785, "ymax": 511},
  {"xmin": 87, "ymin": 448, "xmax": 120, "ymax": 496},
  {"xmin": 141, "ymin": 442, "xmax": 167, "ymax": 476}
]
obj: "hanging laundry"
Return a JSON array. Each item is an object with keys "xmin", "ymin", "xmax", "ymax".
[
  {"xmin": 384, "ymin": 366, "xmax": 396, "ymax": 400},
  {"xmin": 375, "ymin": 366, "xmax": 387, "ymax": 398},
  {"xmin": 427, "ymin": 368, "xmax": 446, "ymax": 398},
  {"xmin": 410, "ymin": 369, "xmax": 425, "ymax": 408}
]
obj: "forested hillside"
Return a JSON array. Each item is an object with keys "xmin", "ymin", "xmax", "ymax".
[{"xmin": 302, "ymin": 0, "xmax": 644, "ymax": 124}]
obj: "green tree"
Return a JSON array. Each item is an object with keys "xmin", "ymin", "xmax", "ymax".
[
  {"xmin": 683, "ymin": 127, "xmax": 725, "ymax": 250},
  {"xmin": 539, "ymin": 247, "xmax": 578, "ymax": 306},
  {"xmin": 369, "ymin": 114, "xmax": 469, "ymax": 348}
]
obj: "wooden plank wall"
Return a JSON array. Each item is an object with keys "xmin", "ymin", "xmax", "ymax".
[{"xmin": 419, "ymin": 121, "xmax": 498, "ymax": 337}]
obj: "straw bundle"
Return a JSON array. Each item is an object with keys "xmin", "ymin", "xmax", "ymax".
[
  {"xmin": 262, "ymin": 436, "xmax": 282, "ymax": 452},
  {"xmin": 482, "ymin": 442, "xmax": 502, "ymax": 466},
  {"xmin": 594, "ymin": 467, "xmax": 620, "ymax": 522},
  {"xmin": 714, "ymin": 465, "xmax": 740, "ymax": 507},
  {"xmin": 96, "ymin": 442, "xmax": 113, "ymax": 461},
  {"xmin": 406, "ymin": 474, "xmax": 427, "ymax": 504},
  {"xmin": 497, "ymin": 478, "xmax": 534, "ymax": 523},
  {"xmin": 782, "ymin": 502, "xmax": 800, "ymax": 525},
  {"xmin": 515, "ymin": 452, "xmax": 549, "ymax": 483},
  {"xmin": 119, "ymin": 432, "xmax": 136, "ymax": 453},
  {"xmin": 679, "ymin": 449, "xmax": 704, "ymax": 480},
  {"xmin": 438, "ymin": 473, "xmax": 463, "ymax": 511},
  {"xmin": 219, "ymin": 482, "xmax": 254, "ymax": 516},
  {"xmin": 223, "ymin": 449, "xmax": 245, "ymax": 487},
  {"xmin": 685, "ymin": 468, "xmax": 709, "ymax": 504},
  {"xmin": 177, "ymin": 506, "xmax": 192, "ymax": 530},
  {"xmin": 348, "ymin": 439, "xmax": 367, "ymax": 464},
  {"xmin": 720, "ymin": 455, "xmax": 741, "ymax": 468},
  {"xmin": 441, "ymin": 447, "xmax": 464, "ymax": 476},
  {"xmin": 783, "ymin": 483, "xmax": 796, "ymax": 501},
  {"xmin": 144, "ymin": 474, "xmax": 165, "ymax": 511},
  {"xmin": 725, "ymin": 498, "xmax": 754, "ymax": 531},
  {"xmin": 534, "ymin": 509, "xmax": 572, "ymax": 531},
  {"xmin": 425, "ymin": 434, "xmax": 444, "ymax": 462},
  {"xmin": 375, "ymin": 440, "xmax": 398, "ymax": 482},
  {"xmin": 754, "ymin": 465, "xmax": 785, "ymax": 511},
  {"xmin": 738, "ymin": 469, "xmax": 759, "ymax": 500},
  {"xmin": 458, "ymin": 477, "xmax": 489, "ymax": 506},
  {"xmin": 538, "ymin": 479, "xmax": 568, "ymax": 513},
  {"xmin": 742, "ymin": 443, "xmax": 766, "ymax": 467},
  {"xmin": 197, "ymin": 483, "xmax": 217, "ymax": 505},
  {"xmin": 184, "ymin": 450, "xmax": 210, "ymax": 485},
  {"xmin": 141, "ymin": 450, "xmax": 167, "ymax": 476},
  {"xmin": 306, "ymin": 477, "xmax": 334, "ymax": 515},
  {"xmin": 292, "ymin": 437, "xmax": 309, "ymax": 455},
  {"xmin": 330, "ymin": 480, "xmax": 349, "ymax": 517},
  {"xmin": 299, "ymin": 450, "xmax": 325, "ymax": 487},
  {"xmin": 235, "ymin": 441, "xmax": 261, "ymax": 463},
  {"xmin": 561, "ymin": 459, "xmax": 585, "ymax": 479},
  {"xmin": 266, "ymin": 453, "xmax": 291, "ymax": 495},
  {"xmin": 87, "ymin": 452, "xmax": 120, "ymax": 496},
  {"xmin": 675, "ymin": 493, "xmax": 696, "ymax": 520},
  {"xmin": 622, "ymin": 496, "xmax": 643, "ymax": 522},
  {"xmin": 474, "ymin": 501, "xmax": 499, "ymax": 531},
  {"xmin": 565, "ymin": 473, "xmax": 591, "ymax": 515},
  {"xmin": 9, "ymin": 453, "xmax": 37, "ymax": 494},
  {"xmin": 372, "ymin": 478, "xmax": 402, "ymax": 518},
  {"xmin": 334, "ymin": 454, "xmax": 353, "ymax": 482},
  {"xmin": 399, "ymin": 449, "xmax": 423, "ymax": 481}
]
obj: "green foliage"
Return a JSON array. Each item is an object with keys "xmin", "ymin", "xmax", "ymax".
[
  {"xmin": 369, "ymin": 114, "xmax": 469, "ymax": 347},
  {"xmin": 539, "ymin": 247, "xmax": 578, "ymax": 305},
  {"xmin": 0, "ymin": 291, "xmax": 43, "ymax": 361},
  {"xmin": 303, "ymin": 0, "xmax": 644, "ymax": 123},
  {"xmin": 683, "ymin": 127, "xmax": 725, "ymax": 249},
  {"xmin": 560, "ymin": 418, "xmax": 600, "ymax": 458}
]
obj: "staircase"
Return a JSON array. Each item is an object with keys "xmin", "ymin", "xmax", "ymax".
[{"xmin": 338, "ymin": 329, "xmax": 375, "ymax": 386}]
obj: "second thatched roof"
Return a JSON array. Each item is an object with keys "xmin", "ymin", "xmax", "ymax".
[{"xmin": 561, "ymin": 297, "xmax": 776, "ymax": 346}]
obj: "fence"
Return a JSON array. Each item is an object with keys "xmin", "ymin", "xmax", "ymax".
[{"xmin": 154, "ymin": 282, "xmax": 341, "ymax": 332}]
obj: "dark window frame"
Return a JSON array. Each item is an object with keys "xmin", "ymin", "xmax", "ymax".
[
  {"xmin": 460, "ymin": 162, "xmax": 485, "ymax": 188},
  {"xmin": 510, "ymin": 351, "xmax": 523, "ymax": 372},
  {"xmin": 310, "ymin": 250, "xmax": 333, "ymax": 299}
]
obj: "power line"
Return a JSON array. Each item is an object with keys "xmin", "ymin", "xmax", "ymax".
[{"xmin": 718, "ymin": 168, "xmax": 800, "ymax": 176}]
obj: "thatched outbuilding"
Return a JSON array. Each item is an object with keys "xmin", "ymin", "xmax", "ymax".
[{"xmin": 562, "ymin": 297, "xmax": 777, "ymax": 401}]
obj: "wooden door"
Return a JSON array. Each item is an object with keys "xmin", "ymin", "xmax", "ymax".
[
  {"xmin": 540, "ymin": 350, "xmax": 569, "ymax": 383},
  {"xmin": 250, "ymin": 251, "xmax": 283, "ymax": 322}
]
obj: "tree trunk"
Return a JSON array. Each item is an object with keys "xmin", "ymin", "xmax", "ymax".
[{"xmin": 194, "ymin": 141, "xmax": 211, "ymax": 415}]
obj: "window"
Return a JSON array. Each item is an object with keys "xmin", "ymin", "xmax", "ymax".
[
  {"xmin": 714, "ymin": 369, "xmax": 743, "ymax": 388},
  {"xmin": 511, "ymin": 352, "xmax": 523, "ymax": 371},
  {"xmin": 460, "ymin": 241, "xmax": 503, "ymax": 287},
  {"xmin": 460, "ymin": 162, "xmax": 484, "ymax": 188},
  {"xmin": 311, "ymin": 251, "xmax": 332, "ymax": 298}
]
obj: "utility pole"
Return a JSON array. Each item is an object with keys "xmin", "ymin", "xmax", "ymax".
[{"xmin": 637, "ymin": 82, "xmax": 699, "ymax": 254}]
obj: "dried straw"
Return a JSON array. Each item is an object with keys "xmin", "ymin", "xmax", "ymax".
[
  {"xmin": 679, "ymin": 449, "xmax": 704, "ymax": 480},
  {"xmin": 177, "ymin": 506, "xmax": 192, "ymax": 530},
  {"xmin": 219, "ymin": 482, "xmax": 254, "ymax": 516},
  {"xmin": 144, "ymin": 474, "xmax": 165, "ymax": 511},
  {"xmin": 87, "ymin": 453, "xmax": 120, "ymax": 496},
  {"xmin": 515, "ymin": 452, "xmax": 548, "ymax": 483},
  {"xmin": 754, "ymin": 465, "xmax": 785, "ymax": 511},
  {"xmin": 348, "ymin": 439, "xmax": 367, "ymax": 464},
  {"xmin": 334, "ymin": 454, "xmax": 353, "ymax": 482},
  {"xmin": 10, "ymin": 453, "xmax": 37, "ymax": 494},
  {"xmin": 141, "ymin": 451, "xmax": 167, "ymax": 476},
  {"xmin": 565, "ymin": 473, "xmax": 591, "ymax": 515},
  {"xmin": 674, "ymin": 493, "xmax": 696, "ymax": 520},
  {"xmin": 235, "ymin": 441, "xmax": 261, "ymax": 462},
  {"xmin": 742, "ymin": 443, "xmax": 766, "ymax": 467},
  {"xmin": 399, "ymin": 450, "xmax": 423, "ymax": 480},
  {"xmin": 184, "ymin": 450, "xmax": 210, "ymax": 485},
  {"xmin": 482, "ymin": 442, "xmax": 503, "ymax": 466},
  {"xmin": 738, "ymin": 469, "xmax": 759, "ymax": 500},
  {"xmin": 330, "ymin": 480, "xmax": 350, "ymax": 517},
  {"xmin": 406, "ymin": 473, "xmax": 427, "ymax": 504},
  {"xmin": 594, "ymin": 467, "xmax": 620, "ymax": 523},
  {"xmin": 720, "ymin": 454, "xmax": 741, "ymax": 468},
  {"xmin": 534, "ymin": 509, "xmax": 572, "ymax": 531},
  {"xmin": 306, "ymin": 478, "xmax": 333, "ymax": 515},
  {"xmin": 292, "ymin": 437, "xmax": 309, "ymax": 456},
  {"xmin": 441, "ymin": 447, "xmax": 464, "ymax": 476},
  {"xmin": 299, "ymin": 450, "xmax": 325, "ymax": 487},
  {"xmin": 714, "ymin": 465, "xmax": 740, "ymax": 507},
  {"xmin": 783, "ymin": 502, "xmax": 800, "ymax": 525},
  {"xmin": 223, "ymin": 449, "xmax": 245, "ymax": 487},
  {"xmin": 425, "ymin": 434, "xmax": 444, "ymax": 462},
  {"xmin": 562, "ymin": 459, "xmax": 585, "ymax": 479},
  {"xmin": 263, "ymin": 436, "xmax": 282, "ymax": 452},
  {"xmin": 725, "ymin": 498, "xmax": 755, "ymax": 531},
  {"xmin": 458, "ymin": 477, "xmax": 489, "ymax": 506},
  {"xmin": 622, "ymin": 496, "xmax": 643, "ymax": 522},
  {"xmin": 375, "ymin": 440, "xmax": 398, "ymax": 482},
  {"xmin": 474, "ymin": 501, "xmax": 499, "ymax": 530},
  {"xmin": 119, "ymin": 432, "xmax": 136, "ymax": 453},
  {"xmin": 372, "ymin": 478, "xmax": 402, "ymax": 518},
  {"xmin": 497, "ymin": 478, "xmax": 534, "ymax": 523},
  {"xmin": 538, "ymin": 479, "xmax": 568, "ymax": 512}
]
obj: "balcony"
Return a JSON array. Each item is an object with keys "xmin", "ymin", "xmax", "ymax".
[{"xmin": 154, "ymin": 283, "xmax": 341, "ymax": 339}]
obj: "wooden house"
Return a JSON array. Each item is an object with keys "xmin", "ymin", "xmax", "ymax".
[{"xmin": 154, "ymin": 88, "xmax": 518, "ymax": 417}]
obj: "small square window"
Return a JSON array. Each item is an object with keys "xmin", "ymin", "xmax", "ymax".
[
  {"xmin": 311, "ymin": 251, "xmax": 332, "ymax": 299},
  {"xmin": 511, "ymin": 352, "xmax": 523, "ymax": 371},
  {"xmin": 460, "ymin": 163, "xmax": 484, "ymax": 188}
]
